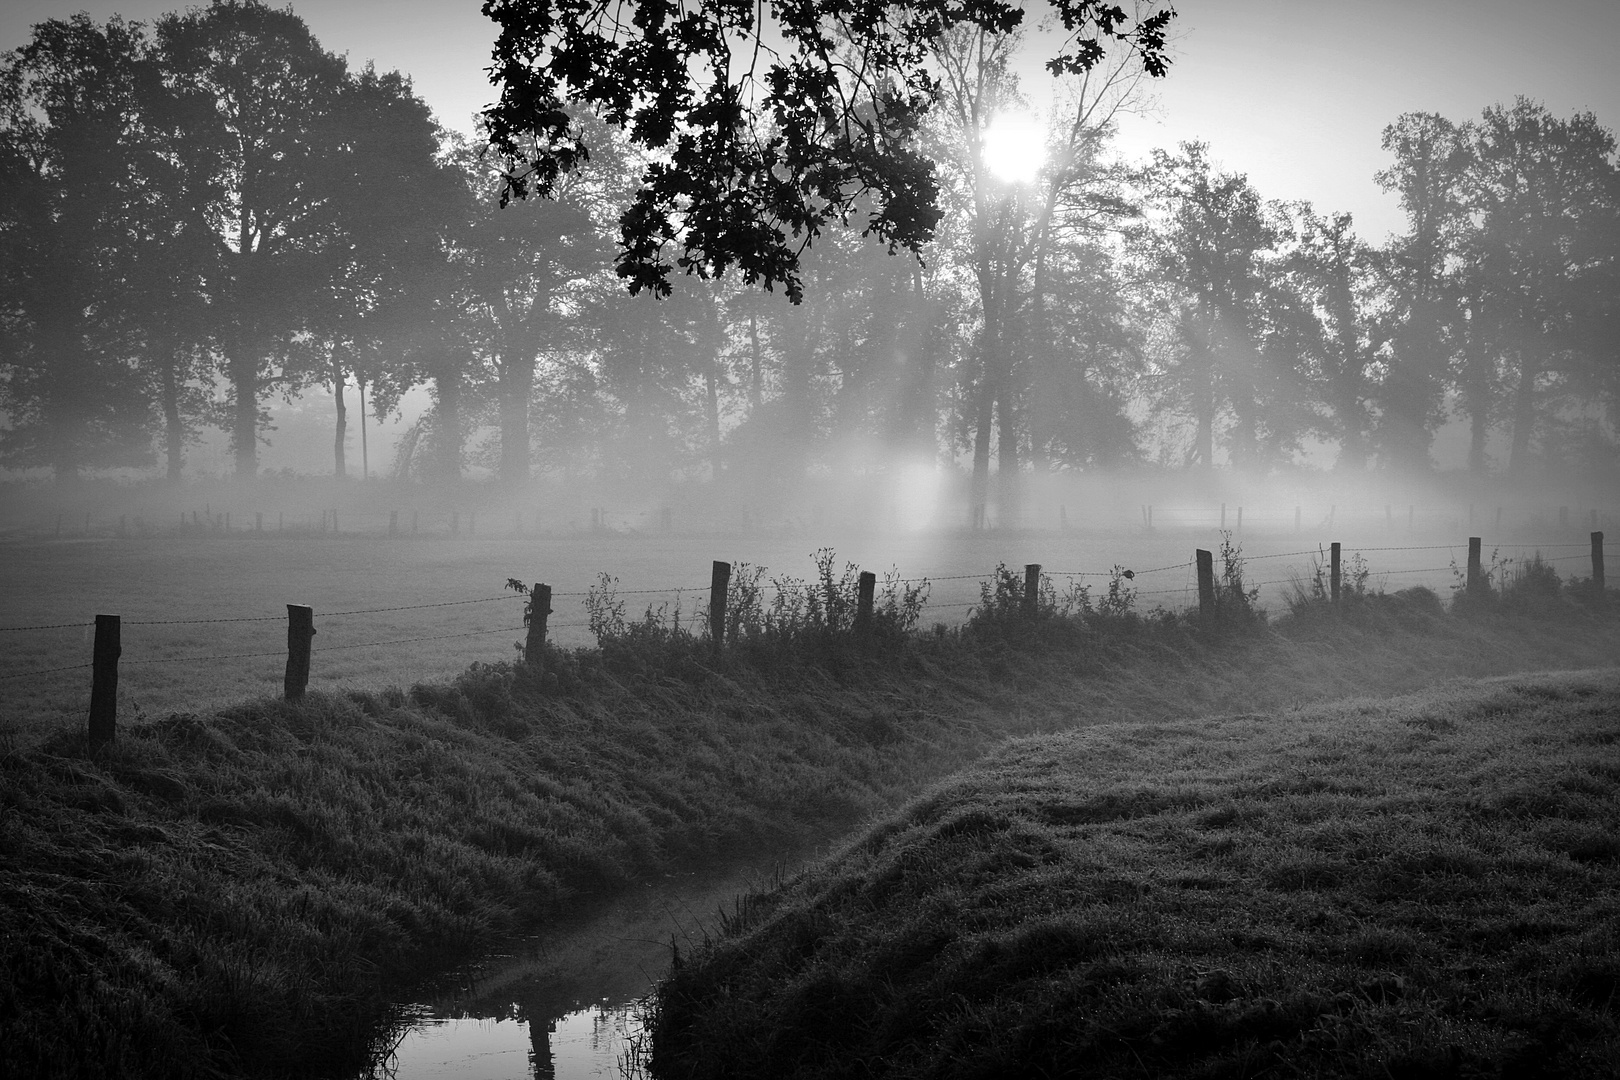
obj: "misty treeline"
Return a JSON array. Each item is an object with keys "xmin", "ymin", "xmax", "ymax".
[{"xmin": 3, "ymin": 3, "xmax": 1618, "ymax": 516}]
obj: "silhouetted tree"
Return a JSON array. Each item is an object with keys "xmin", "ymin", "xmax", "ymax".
[
  {"xmin": 0, "ymin": 15, "xmax": 155, "ymax": 481},
  {"xmin": 1375, "ymin": 112, "xmax": 1470, "ymax": 471},
  {"xmin": 1135, "ymin": 144, "xmax": 1299, "ymax": 471},
  {"xmin": 482, "ymin": 0, "xmax": 1172, "ymax": 301},
  {"xmin": 153, "ymin": 0, "xmax": 355, "ymax": 478},
  {"xmin": 1465, "ymin": 99, "xmax": 1619, "ymax": 474},
  {"xmin": 1271, "ymin": 205, "xmax": 1388, "ymax": 471}
]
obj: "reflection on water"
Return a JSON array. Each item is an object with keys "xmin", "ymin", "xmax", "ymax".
[
  {"xmin": 380, "ymin": 1005, "xmax": 642, "ymax": 1080},
  {"xmin": 363, "ymin": 857, "xmax": 813, "ymax": 1080}
]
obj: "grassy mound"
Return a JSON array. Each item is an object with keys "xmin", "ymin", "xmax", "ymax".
[
  {"xmin": 2, "ymin": 588, "xmax": 1617, "ymax": 1078},
  {"xmin": 643, "ymin": 671, "xmax": 1620, "ymax": 1079}
]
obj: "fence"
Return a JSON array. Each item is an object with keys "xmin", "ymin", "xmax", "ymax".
[
  {"xmin": 3, "ymin": 533, "xmax": 1606, "ymax": 747},
  {"xmin": 12, "ymin": 499, "xmax": 1618, "ymax": 541}
]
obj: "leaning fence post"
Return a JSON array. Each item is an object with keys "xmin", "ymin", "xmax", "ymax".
[
  {"xmin": 284, "ymin": 605, "xmax": 315, "ymax": 701},
  {"xmin": 87, "ymin": 614, "xmax": 120, "ymax": 746},
  {"xmin": 1330, "ymin": 542, "xmax": 1341, "ymax": 604},
  {"xmin": 709, "ymin": 561, "xmax": 731, "ymax": 655},
  {"xmin": 1593, "ymin": 532, "xmax": 1606, "ymax": 592},
  {"xmin": 1023, "ymin": 564, "xmax": 1041, "ymax": 619},
  {"xmin": 525, "ymin": 583, "xmax": 551, "ymax": 672},
  {"xmin": 1467, "ymin": 537, "xmax": 1483, "ymax": 597},
  {"xmin": 1196, "ymin": 549, "xmax": 1216, "ymax": 620}
]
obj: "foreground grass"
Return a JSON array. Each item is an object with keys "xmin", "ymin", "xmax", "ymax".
[
  {"xmin": 2, "ymin": 594, "xmax": 1618, "ymax": 1077},
  {"xmin": 644, "ymin": 671, "xmax": 1620, "ymax": 1079}
]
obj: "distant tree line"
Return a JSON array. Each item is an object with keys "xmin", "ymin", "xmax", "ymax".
[{"xmin": 3, "ymin": 1, "xmax": 1616, "ymax": 515}]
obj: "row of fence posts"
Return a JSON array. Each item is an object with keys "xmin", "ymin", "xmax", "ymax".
[{"xmin": 79, "ymin": 535, "xmax": 1608, "ymax": 747}]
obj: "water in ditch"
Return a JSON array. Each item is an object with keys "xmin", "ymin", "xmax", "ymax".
[{"xmin": 362, "ymin": 858, "xmax": 805, "ymax": 1080}]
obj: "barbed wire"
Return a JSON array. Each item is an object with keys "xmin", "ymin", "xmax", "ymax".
[
  {"xmin": 318, "ymin": 625, "xmax": 528, "ymax": 652},
  {"xmin": 124, "ymin": 649, "xmax": 286, "ymax": 666},
  {"xmin": 125, "ymin": 614, "xmax": 284, "ymax": 625},
  {"xmin": 0, "ymin": 621, "xmax": 94, "ymax": 633},
  {"xmin": 0, "ymin": 660, "xmax": 95, "ymax": 680}
]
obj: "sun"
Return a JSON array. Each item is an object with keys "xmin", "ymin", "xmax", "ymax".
[{"xmin": 981, "ymin": 111, "xmax": 1046, "ymax": 184}]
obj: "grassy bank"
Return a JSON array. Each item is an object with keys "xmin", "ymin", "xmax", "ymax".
[
  {"xmin": 643, "ymin": 670, "xmax": 1620, "ymax": 1079},
  {"xmin": 3, "ymin": 583, "xmax": 1618, "ymax": 1077}
]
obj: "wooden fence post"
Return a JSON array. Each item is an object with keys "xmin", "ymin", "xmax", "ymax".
[
  {"xmin": 1196, "ymin": 549, "xmax": 1216, "ymax": 620},
  {"xmin": 1220, "ymin": 503, "xmax": 1226, "ymax": 529},
  {"xmin": 1330, "ymin": 542, "xmax": 1341, "ymax": 604},
  {"xmin": 329, "ymin": 510, "xmax": 337, "ymax": 534},
  {"xmin": 856, "ymin": 571, "xmax": 876, "ymax": 632},
  {"xmin": 87, "ymin": 614, "xmax": 120, "ymax": 746},
  {"xmin": 1467, "ymin": 537, "xmax": 1483, "ymax": 597},
  {"xmin": 1060, "ymin": 505, "xmax": 1068, "ymax": 530},
  {"xmin": 525, "ymin": 583, "xmax": 551, "ymax": 672},
  {"xmin": 389, "ymin": 510, "xmax": 398, "ymax": 536},
  {"xmin": 1237, "ymin": 506, "xmax": 1242, "ymax": 531},
  {"xmin": 709, "ymin": 561, "xmax": 731, "ymax": 655},
  {"xmin": 284, "ymin": 605, "xmax": 315, "ymax": 701},
  {"xmin": 1023, "ymin": 564, "xmax": 1041, "ymax": 619},
  {"xmin": 1593, "ymin": 532, "xmax": 1606, "ymax": 592}
]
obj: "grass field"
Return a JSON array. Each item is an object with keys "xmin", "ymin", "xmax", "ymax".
[
  {"xmin": 2, "ymin": 566, "xmax": 1617, "ymax": 1078},
  {"xmin": 642, "ymin": 670, "xmax": 1620, "ymax": 1079},
  {"xmin": 1, "ymin": 518, "xmax": 1603, "ymax": 742}
]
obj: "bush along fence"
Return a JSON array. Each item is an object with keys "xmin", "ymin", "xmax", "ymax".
[{"xmin": 2, "ymin": 535, "xmax": 1607, "ymax": 748}]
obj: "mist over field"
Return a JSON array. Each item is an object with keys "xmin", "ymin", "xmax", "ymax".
[{"xmin": 3, "ymin": 2, "xmax": 1619, "ymax": 1078}]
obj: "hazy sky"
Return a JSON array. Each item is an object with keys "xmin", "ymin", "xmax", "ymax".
[{"xmin": 4, "ymin": 0, "xmax": 1618, "ymax": 243}]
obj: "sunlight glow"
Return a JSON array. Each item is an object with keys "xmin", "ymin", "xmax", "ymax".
[{"xmin": 981, "ymin": 112, "xmax": 1046, "ymax": 184}]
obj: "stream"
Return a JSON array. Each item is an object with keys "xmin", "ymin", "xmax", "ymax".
[{"xmin": 361, "ymin": 857, "xmax": 809, "ymax": 1080}]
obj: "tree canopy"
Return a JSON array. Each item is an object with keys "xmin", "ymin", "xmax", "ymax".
[{"xmin": 481, "ymin": 0, "xmax": 1174, "ymax": 301}]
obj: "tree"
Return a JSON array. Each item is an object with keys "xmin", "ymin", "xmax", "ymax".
[
  {"xmin": 481, "ymin": 0, "xmax": 1173, "ymax": 301},
  {"xmin": 0, "ymin": 15, "xmax": 155, "ymax": 482},
  {"xmin": 153, "ymin": 0, "xmax": 355, "ymax": 479},
  {"xmin": 1465, "ymin": 99, "xmax": 1619, "ymax": 474},
  {"xmin": 1271, "ymin": 205, "xmax": 1387, "ymax": 471},
  {"xmin": 1375, "ymin": 112, "xmax": 1470, "ymax": 471},
  {"xmin": 1135, "ymin": 144, "xmax": 1299, "ymax": 472},
  {"xmin": 313, "ymin": 64, "xmax": 465, "ymax": 478}
]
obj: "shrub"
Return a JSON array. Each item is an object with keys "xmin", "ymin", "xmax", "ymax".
[{"xmin": 1212, "ymin": 530, "xmax": 1263, "ymax": 628}]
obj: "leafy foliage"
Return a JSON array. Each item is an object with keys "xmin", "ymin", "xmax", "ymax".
[{"xmin": 482, "ymin": 0, "xmax": 1174, "ymax": 301}]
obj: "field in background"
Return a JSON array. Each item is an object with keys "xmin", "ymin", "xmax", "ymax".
[{"xmin": 2, "ymin": 507, "xmax": 1609, "ymax": 741}]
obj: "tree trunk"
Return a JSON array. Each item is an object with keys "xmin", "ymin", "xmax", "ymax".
[
  {"xmin": 969, "ymin": 326, "xmax": 995, "ymax": 529},
  {"xmin": 160, "ymin": 350, "xmax": 185, "ymax": 482},
  {"xmin": 1508, "ymin": 347, "xmax": 1539, "ymax": 474},
  {"xmin": 331, "ymin": 356, "xmax": 347, "ymax": 479},
  {"xmin": 229, "ymin": 347, "xmax": 259, "ymax": 479},
  {"xmin": 435, "ymin": 357, "xmax": 462, "ymax": 485},
  {"xmin": 497, "ymin": 351, "xmax": 533, "ymax": 486},
  {"xmin": 747, "ymin": 310, "xmax": 763, "ymax": 412}
]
